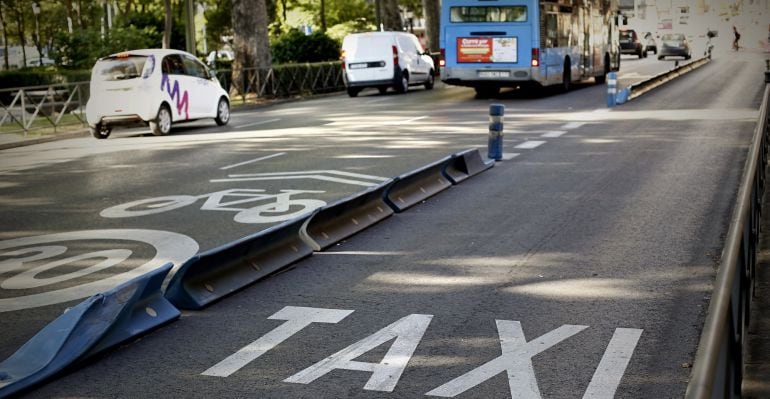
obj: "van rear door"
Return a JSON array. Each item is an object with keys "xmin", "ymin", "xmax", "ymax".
[{"xmin": 343, "ymin": 34, "xmax": 394, "ymax": 83}]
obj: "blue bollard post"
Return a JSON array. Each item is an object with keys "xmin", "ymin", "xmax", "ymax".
[
  {"xmin": 607, "ymin": 72, "xmax": 617, "ymax": 108},
  {"xmin": 488, "ymin": 104, "xmax": 504, "ymax": 161}
]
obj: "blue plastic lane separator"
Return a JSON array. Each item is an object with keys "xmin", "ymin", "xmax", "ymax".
[
  {"xmin": 165, "ymin": 215, "xmax": 313, "ymax": 310},
  {"xmin": 384, "ymin": 155, "xmax": 454, "ymax": 213},
  {"xmin": 0, "ymin": 263, "xmax": 177, "ymax": 398},
  {"xmin": 442, "ymin": 148, "xmax": 495, "ymax": 185},
  {"xmin": 300, "ymin": 180, "xmax": 395, "ymax": 251}
]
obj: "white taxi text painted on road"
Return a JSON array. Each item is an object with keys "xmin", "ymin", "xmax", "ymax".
[
  {"xmin": 203, "ymin": 306, "xmax": 644, "ymax": 398},
  {"xmin": 202, "ymin": 306, "xmax": 353, "ymax": 377},
  {"xmin": 285, "ymin": 314, "xmax": 433, "ymax": 392},
  {"xmin": 426, "ymin": 321, "xmax": 587, "ymax": 398}
]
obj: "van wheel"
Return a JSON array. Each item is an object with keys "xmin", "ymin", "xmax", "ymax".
[
  {"xmin": 395, "ymin": 71, "xmax": 409, "ymax": 94},
  {"xmin": 215, "ymin": 97, "xmax": 230, "ymax": 126},
  {"xmin": 91, "ymin": 124, "xmax": 111, "ymax": 139},
  {"xmin": 150, "ymin": 104, "xmax": 172, "ymax": 136},
  {"xmin": 347, "ymin": 87, "xmax": 360, "ymax": 97},
  {"xmin": 424, "ymin": 71, "xmax": 435, "ymax": 90},
  {"xmin": 378, "ymin": 87, "xmax": 388, "ymax": 94}
]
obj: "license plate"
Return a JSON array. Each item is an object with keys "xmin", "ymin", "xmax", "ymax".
[
  {"xmin": 349, "ymin": 63, "xmax": 367, "ymax": 69},
  {"xmin": 478, "ymin": 71, "xmax": 510, "ymax": 78}
]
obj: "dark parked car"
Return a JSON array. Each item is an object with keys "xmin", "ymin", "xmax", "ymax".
[
  {"xmin": 657, "ymin": 33, "xmax": 691, "ymax": 60},
  {"xmin": 620, "ymin": 29, "xmax": 646, "ymax": 58}
]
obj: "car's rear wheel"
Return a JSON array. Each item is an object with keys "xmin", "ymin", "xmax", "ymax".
[
  {"xmin": 346, "ymin": 87, "xmax": 360, "ymax": 97},
  {"xmin": 595, "ymin": 55, "xmax": 610, "ymax": 84},
  {"xmin": 215, "ymin": 97, "xmax": 230, "ymax": 126},
  {"xmin": 150, "ymin": 104, "xmax": 172, "ymax": 136},
  {"xmin": 91, "ymin": 124, "xmax": 111, "ymax": 139},
  {"xmin": 378, "ymin": 87, "xmax": 388, "ymax": 94},
  {"xmin": 395, "ymin": 71, "xmax": 409, "ymax": 94},
  {"xmin": 424, "ymin": 71, "xmax": 435, "ymax": 90}
]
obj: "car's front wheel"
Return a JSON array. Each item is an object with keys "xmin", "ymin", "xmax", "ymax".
[
  {"xmin": 215, "ymin": 97, "xmax": 230, "ymax": 126},
  {"xmin": 150, "ymin": 104, "xmax": 172, "ymax": 136},
  {"xmin": 91, "ymin": 124, "xmax": 111, "ymax": 139}
]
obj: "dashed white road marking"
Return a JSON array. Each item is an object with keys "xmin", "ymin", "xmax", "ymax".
[
  {"xmin": 220, "ymin": 152, "xmax": 286, "ymax": 170},
  {"xmin": 235, "ymin": 118, "xmax": 281, "ymax": 129},
  {"xmin": 541, "ymin": 131, "xmax": 567, "ymax": 138},
  {"xmin": 561, "ymin": 122, "xmax": 586, "ymax": 130},
  {"xmin": 500, "ymin": 153, "xmax": 520, "ymax": 161},
  {"xmin": 514, "ymin": 141, "xmax": 546, "ymax": 150}
]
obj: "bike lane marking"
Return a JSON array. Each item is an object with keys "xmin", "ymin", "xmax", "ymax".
[
  {"xmin": 0, "ymin": 229, "xmax": 198, "ymax": 312},
  {"xmin": 211, "ymin": 170, "xmax": 389, "ymax": 187},
  {"xmin": 220, "ymin": 152, "xmax": 287, "ymax": 171}
]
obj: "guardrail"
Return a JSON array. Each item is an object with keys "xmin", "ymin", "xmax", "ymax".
[
  {"xmin": 0, "ymin": 82, "xmax": 90, "ymax": 136},
  {"xmin": 216, "ymin": 61, "xmax": 345, "ymax": 104},
  {"xmin": 685, "ymin": 81, "xmax": 770, "ymax": 397}
]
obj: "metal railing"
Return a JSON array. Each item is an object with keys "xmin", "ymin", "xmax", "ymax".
[
  {"xmin": 685, "ymin": 81, "xmax": 770, "ymax": 397},
  {"xmin": 0, "ymin": 62, "xmax": 345, "ymax": 135},
  {"xmin": 0, "ymin": 82, "xmax": 90, "ymax": 135},
  {"xmin": 218, "ymin": 61, "xmax": 345, "ymax": 103}
]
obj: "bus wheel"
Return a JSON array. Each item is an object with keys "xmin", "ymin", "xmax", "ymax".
[
  {"xmin": 595, "ymin": 55, "xmax": 610, "ymax": 84},
  {"xmin": 562, "ymin": 60, "xmax": 571, "ymax": 92},
  {"xmin": 474, "ymin": 87, "xmax": 499, "ymax": 98}
]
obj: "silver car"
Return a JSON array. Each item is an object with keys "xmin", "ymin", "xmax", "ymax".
[{"xmin": 657, "ymin": 33, "xmax": 691, "ymax": 60}]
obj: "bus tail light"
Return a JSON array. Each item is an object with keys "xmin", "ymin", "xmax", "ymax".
[
  {"xmin": 439, "ymin": 48, "xmax": 446, "ymax": 68},
  {"xmin": 531, "ymin": 48, "xmax": 540, "ymax": 67}
]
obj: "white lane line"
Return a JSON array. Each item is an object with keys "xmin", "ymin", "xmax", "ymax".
[
  {"xmin": 235, "ymin": 118, "xmax": 281, "ymax": 129},
  {"xmin": 501, "ymin": 153, "xmax": 520, "ymax": 161},
  {"xmin": 541, "ymin": 130, "xmax": 567, "ymax": 138},
  {"xmin": 514, "ymin": 141, "xmax": 546, "ymax": 150},
  {"xmin": 220, "ymin": 152, "xmax": 287, "ymax": 170},
  {"xmin": 226, "ymin": 170, "xmax": 389, "ymax": 181},
  {"xmin": 212, "ymin": 175, "xmax": 381, "ymax": 187},
  {"xmin": 398, "ymin": 116, "xmax": 429, "ymax": 124},
  {"xmin": 561, "ymin": 122, "xmax": 585, "ymax": 130}
]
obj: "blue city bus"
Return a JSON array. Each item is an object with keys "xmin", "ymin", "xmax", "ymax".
[{"xmin": 439, "ymin": 0, "xmax": 621, "ymax": 97}]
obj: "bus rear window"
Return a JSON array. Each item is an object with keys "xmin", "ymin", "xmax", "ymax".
[
  {"xmin": 450, "ymin": 6, "xmax": 527, "ymax": 23},
  {"xmin": 95, "ymin": 55, "xmax": 148, "ymax": 81}
]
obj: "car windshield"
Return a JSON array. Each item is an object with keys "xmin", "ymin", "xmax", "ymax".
[
  {"xmin": 95, "ymin": 55, "xmax": 148, "ymax": 81},
  {"xmin": 661, "ymin": 34, "xmax": 685, "ymax": 41},
  {"xmin": 619, "ymin": 31, "xmax": 635, "ymax": 41}
]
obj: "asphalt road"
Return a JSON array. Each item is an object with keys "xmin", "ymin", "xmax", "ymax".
[{"xmin": 1, "ymin": 50, "xmax": 765, "ymax": 398}]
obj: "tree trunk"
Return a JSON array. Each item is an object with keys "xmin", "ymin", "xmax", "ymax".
[
  {"xmin": 12, "ymin": 3, "xmax": 26, "ymax": 68},
  {"xmin": 76, "ymin": 0, "xmax": 84, "ymax": 29},
  {"xmin": 319, "ymin": 0, "xmax": 326, "ymax": 32},
  {"xmin": 0, "ymin": 2, "xmax": 9, "ymax": 70},
  {"xmin": 231, "ymin": 0, "xmax": 271, "ymax": 97},
  {"xmin": 421, "ymin": 0, "xmax": 439, "ymax": 53},
  {"xmin": 162, "ymin": 0, "xmax": 172, "ymax": 48},
  {"xmin": 380, "ymin": 0, "xmax": 401, "ymax": 31}
]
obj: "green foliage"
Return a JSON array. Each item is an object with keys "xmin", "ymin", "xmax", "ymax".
[
  {"xmin": 0, "ymin": 69, "xmax": 90, "ymax": 90},
  {"xmin": 271, "ymin": 29, "xmax": 340, "ymax": 64},
  {"xmin": 53, "ymin": 25, "xmax": 159, "ymax": 70},
  {"xmin": 325, "ymin": 19, "xmax": 376, "ymax": 43},
  {"xmin": 204, "ymin": 0, "xmax": 233, "ymax": 50}
]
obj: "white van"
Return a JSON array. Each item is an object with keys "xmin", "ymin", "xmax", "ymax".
[{"xmin": 341, "ymin": 31, "xmax": 435, "ymax": 97}]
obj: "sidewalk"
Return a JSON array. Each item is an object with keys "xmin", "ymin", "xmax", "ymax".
[
  {"xmin": 743, "ymin": 166, "xmax": 770, "ymax": 397},
  {"xmin": 0, "ymin": 129, "xmax": 89, "ymax": 150}
]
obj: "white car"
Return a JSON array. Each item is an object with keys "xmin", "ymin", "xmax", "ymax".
[
  {"xmin": 341, "ymin": 31, "xmax": 435, "ymax": 97},
  {"xmin": 86, "ymin": 49, "xmax": 230, "ymax": 139}
]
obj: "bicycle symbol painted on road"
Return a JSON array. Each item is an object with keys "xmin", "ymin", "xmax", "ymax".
[{"xmin": 100, "ymin": 189, "xmax": 327, "ymax": 224}]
